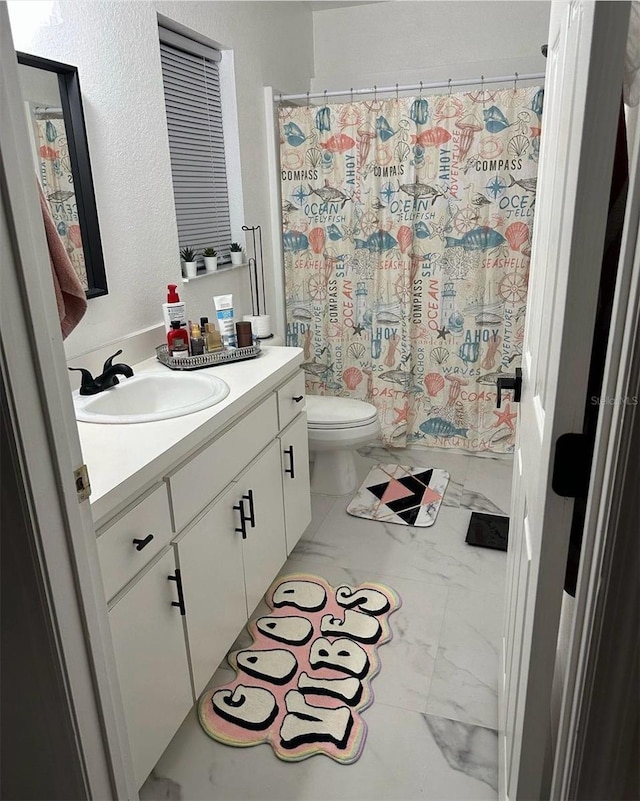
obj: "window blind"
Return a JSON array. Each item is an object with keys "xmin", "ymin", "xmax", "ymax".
[{"xmin": 159, "ymin": 30, "xmax": 232, "ymax": 264}]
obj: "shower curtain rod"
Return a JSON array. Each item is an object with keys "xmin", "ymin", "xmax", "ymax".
[{"xmin": 276, "ymin": 71, "xmax": 545, "ymax": 103}]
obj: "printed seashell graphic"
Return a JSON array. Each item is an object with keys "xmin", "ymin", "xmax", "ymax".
[
  {"xmin": 284, "ymin": 122, "xmax": 306, "ymax": 147},
  {"xmin": 507, "ymin": 134, "xmax": 529, "ymax": 157},
  {"xmin": 282, "ymin": 230, "xmax": 309, "ymax": 253},
  {"xmin": 424, "ymin": 372, "xmax": 445, "ymax": 397},
  {"xmin": 394, "ymin": 140, "xmax": 410, "ymax": 162},
  {"xmin": 308, "ymin": 227, "xmax": 326, "ymax": 254},
  {"xmin": 67, "ymin": 224, "xmax": 82, "ymax": 249},
  {"xmin": 505, "ymin": 222, "xmax": 530, "ymax": 252},
  {"xmin": 483, "ymin": 105, "xmax": 510, "ymax": 133},
  {"xmin": 397, "ymin": 225, "xmax": 413, "ymax": 254},
  {"xmin": 343, "ymin": 367, "xmax": 363, "ymax": 390},
  {"xmin": 430, "ymin": 346, "xmax": 450, "ymax": 366},
  {"xmin": 375, "ymin": 116, "xmax": 395, "ymax": 142},
  {"xmin": 305, "ymin": 147, "xmax": 323, "ymax": 168},
  {"xmin": 347, "ymin": 342, "xmax": 366, "ymax": 360}
]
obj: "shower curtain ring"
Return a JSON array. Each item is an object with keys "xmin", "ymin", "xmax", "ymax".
[
  {"xmin": 513, "ymin": 72, "xmax": 519, "ymax": 93},
  {"xmin": 324, "ymin": 89, "xmax": 327, "ymax": 105},
  {"xmin": 306, "ymin": 91, "xmax": 310, "ymax": 106},
  {"xmin": 350, "ymin": 87, "xmax": 354, "ymax": 103},
  {"xmin": 396, "ymin": 83, "xmax": 399, "ymax": 101},
  {"xmin": 374, "ymin": 85, "xmax": 377, "ymax": 101},
  {"xmin": 448, "ymin": 78, "xmax": 452, "ymax": 96},
  {"xmin": 419, "ymin": 80, "xmax": 423, "ymax": 97}
]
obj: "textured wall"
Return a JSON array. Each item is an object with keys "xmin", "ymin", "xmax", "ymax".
[
  {"xmin": 9, "ymin": 1, "xmax": 315, "ymax": 358},
  {"xmin": 312, "ymin": 1, "xmax": 550, "ymax": 91}
]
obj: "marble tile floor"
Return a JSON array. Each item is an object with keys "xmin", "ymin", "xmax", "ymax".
[{"xmin": 141, "ymin": 448, "xmax": 511, "ymax": 801}]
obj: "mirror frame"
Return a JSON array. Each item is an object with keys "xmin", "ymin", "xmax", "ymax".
[{"xmin": 17, "ymin": 52, "xmax": 108, "ymax": 298}]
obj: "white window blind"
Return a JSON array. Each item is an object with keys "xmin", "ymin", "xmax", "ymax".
[{"xmin": 159, "ymin": 29, "xmax": 232, "ymax": 265}]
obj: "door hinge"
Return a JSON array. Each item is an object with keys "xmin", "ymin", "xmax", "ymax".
[
  {"xmin": 74, "ymin": 464, "xmax": 91, "ymax": 502},
  {"xmin": 552, "ymin": 433, "xmax": 591, "ymax": 498}
]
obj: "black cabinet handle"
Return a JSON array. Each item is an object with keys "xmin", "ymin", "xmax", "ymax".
[
  {"xmin": 234, "ymin": 499, "xmax": 248, "ymax": 540},
  {"xmin": 284, "ymin": 445, "xmax": 295, "ymax": 479},
  {"xmin": 292, "ymin": 395, "xmax": 304, "ymax": 403},
  {"xmin": 168, "ymin": 569, "xmax": 186, "ymax": 615},
  {"xmin": 496, "ymin": 367, "xmax": 522, "ymax": 408},
  {"xmin": 243, "ymin": 489, "xmax": 256, "ymax": 528},
  {"xmin": 132, "ymin": 534, "xmax": 154, "ymax": 551}
]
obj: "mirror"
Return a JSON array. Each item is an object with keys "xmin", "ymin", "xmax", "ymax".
[{"xmin": 16, "ymin": 53, "xmax": 107, "ymax": 298}]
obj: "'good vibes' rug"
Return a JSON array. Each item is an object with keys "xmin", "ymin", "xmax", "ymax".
[
  {"xmin": 347, "ymin": 464, "xmax": 449, "ymax": 526},
  {"xmin": 198, "ymin": 573, "xmax": 401, "ymax": 763}
]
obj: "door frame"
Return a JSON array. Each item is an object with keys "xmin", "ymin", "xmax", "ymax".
[
  {"xmin": 552, "ymin": 97, "xmax": 640, "ymax": 798},
  {"xmin": 0, "ymin": 5, "xmax": 134, "ymax": 797}
]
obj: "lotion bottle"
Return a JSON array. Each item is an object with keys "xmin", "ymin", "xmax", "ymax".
[{"xmin": 162, "ymin": 284, "xmax": 186, "ymax": 333}]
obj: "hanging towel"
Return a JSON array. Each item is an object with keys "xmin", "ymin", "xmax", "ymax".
[{"xmin": 37, "ymin": 181, "xmax": 87, "ymax": 338}]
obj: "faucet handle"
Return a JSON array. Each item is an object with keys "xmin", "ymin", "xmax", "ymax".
[
  {"xmin": 102, "ymin": 349, "xmax": 124, "ymax": 374},
  {"xmin": 69, "ymin": 366, "xmax": 100, "ymax": 395}
]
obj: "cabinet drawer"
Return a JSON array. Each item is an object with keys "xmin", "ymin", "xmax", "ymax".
[
  {"xmin": 97, "ymin": 485, "xmax": 172, "ymax": 602},
  {"xmin": 168, "ymin": 394, "xmax": 278, "ymax": 533},
  {"xmin": 276, "ymin": 370, "xmax": 305, "ymax": 430}
]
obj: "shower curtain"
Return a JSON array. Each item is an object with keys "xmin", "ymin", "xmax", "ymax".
[{"xmin": 279, "ymin": 86, "xmax": 542, "ymax": 453}]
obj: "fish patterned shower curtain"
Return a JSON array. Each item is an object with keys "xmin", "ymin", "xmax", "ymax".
[{"xmin": 279, "ymin": 86, "xmax": 542, "ymax": 453}]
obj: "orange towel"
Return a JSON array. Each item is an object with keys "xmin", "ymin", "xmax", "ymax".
[{"xmin": 37, "ymin": 182, "xmax": 87, "ymax": 339}]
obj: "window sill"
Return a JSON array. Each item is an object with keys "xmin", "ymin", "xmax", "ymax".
[{"xmin": 181, "ymin": 263, "xmax": 248, "ymax": 283}]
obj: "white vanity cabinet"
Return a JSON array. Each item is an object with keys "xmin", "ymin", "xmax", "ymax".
[{"xmin": 91, "ymin": 354, "xmax": 310, "ymax": 788}]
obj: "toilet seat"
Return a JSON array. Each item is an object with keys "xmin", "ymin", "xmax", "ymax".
[{"xmin": 306, "ymin": 396, "xmax": 378, "ymax": 430}]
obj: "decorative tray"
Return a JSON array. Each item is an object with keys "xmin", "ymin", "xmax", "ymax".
[{"xmin": 156, "ymin": 342, "xmax": 262, "ymax": 371}]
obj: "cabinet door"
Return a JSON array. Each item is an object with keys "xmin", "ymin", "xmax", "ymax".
[
  {"xmin": 176, "ymin": 482, "xmax": 248, "ymax": 698},
  {"xmin": 279, "ymin": 413, "xmax": 312, "ymax": 555},
  {"xmin": 236, "ymin": 441, "xmax": 287, "ymax": 615},
  {"xmin": 109, "ymin": 549, "xmax": 192, "ymax": 788}
]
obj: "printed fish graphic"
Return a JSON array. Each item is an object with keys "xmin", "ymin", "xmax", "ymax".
[
  {"xmin": 302, "ymin": 362, "xmax": 330, "ymax": 377},
  {"xmin": 282, "ymin": 200, "xmax": 300, "ymax": 213},
  {"xmin": 415, "ymin": 221, "xmax": 431, "ymax": 239},
  {"xmin": 445, "ymin": 226, "xmax": 506, "ymax": 251},
  {"xmin": 354, "ymin": 230, "xmax": 398, "ymax": 252},
  {"xmin": 308, "ymin": 181, "xmax": 351, "ymax": 208},
  {"xmin": 375, "ymin": 116, "xmax": 395, "ymax": 142},
  {"xmin": 291, "ymin": 307, "xmax": 313, "ymax": 321},
  {"xmin": 477, "ymin": 369, "xmax": 504, "ymax": 385},
  {"xmin": 399, "ymin": 182, "xmax": 445, "ymax": 200},
  {"xmin": 47, "ymin": 190, "xmax": 75, "ymax": 202},
  {"xmin": 410, "ymin": 127, "xmax": 451, "ymax": 147},
  {"xmin": 410, "ymin": 97, "xmax": 430, "ymax": 125},
  {"xmin": 508, "ymin": 174, "xmax": 537, "ymax": 193},
  {"xmin": 320, "ymin": 133, "xmax": 355, "ymax": 153},
  {"xmin": 379, "ymin": 369, "xmax": 414, "ymax": 388},
  {"xmin": 419, "ymin": 418, "xmax": 469, "ymax": 438},
  {"xmin": 376, "ymin": 311, "xmax": 401, "ymax": 324},
  {"xmin": 326, "ymin": 224, "xmax": 343, "ymax": 241},
  {"xmin": 282, "ymin": 231, "xmax": 309, "ymax": 252},
  {"xmin": 284, "ymin": 122, "xmax": 306, "ymax": 147},
  {"xmin": 483, "ymin": 106, "xmax": 510, "ymax": 133}
]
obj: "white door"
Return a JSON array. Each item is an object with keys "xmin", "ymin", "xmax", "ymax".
[
  {"xmin": 500, "ymin": 2, "xmax": 630, "ymax": 800},
  {"xmin": 176, "ymin": 481, "xmax": 248, "ymax": 698},
  {"xmin": 279, "ymin": 412, "xmax": 312, "ymax": 555}
]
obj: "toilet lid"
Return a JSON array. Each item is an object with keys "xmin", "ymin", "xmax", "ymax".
[{"xmin": 306, "ymin": 395, "xmax": 378, "ymax": 429}]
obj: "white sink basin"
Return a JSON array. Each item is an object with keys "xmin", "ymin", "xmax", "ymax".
[{"xmin": 73, "ymin": 371, "xmax": 230, "ymax": 424}]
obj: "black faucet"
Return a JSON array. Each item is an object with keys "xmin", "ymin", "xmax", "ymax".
[{"xmin": 69, "ymin": 350, "xmax": 134, "ymax": 395}]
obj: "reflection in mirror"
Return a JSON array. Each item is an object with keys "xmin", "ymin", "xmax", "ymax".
[{"xmin": 16, "ymin": 53, "xmax": 108, "ymax": 298}]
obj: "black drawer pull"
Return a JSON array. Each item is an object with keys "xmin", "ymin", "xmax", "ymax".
[
  {"xmin": 234, "ymin": 499, "xmax": 248, "ymax": 540},
  {"xmin": 168, "ymin": 569, "xmax": 186, "ymax": 615},
  {"xmin": 243, "ymin": 489, "xmax": 256, "ymax": 528},
  {"xmin": 284, "ymin": 445, "xmax": 295, "ymax": 479},
  {"xmin": 132, "ymin": 534, "xmax": 154, "ymax": 551},
  {"xmin": 292, "ymin": 395, "xmax": 304, "ymax": 403}
]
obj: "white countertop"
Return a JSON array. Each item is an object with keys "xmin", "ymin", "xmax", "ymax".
[{"xmin": 77, "ymin": 346, "xmax": 303, "ymax": 529}]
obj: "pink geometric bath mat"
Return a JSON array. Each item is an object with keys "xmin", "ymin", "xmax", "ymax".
[
  {"xmin": 347, "ymin": 464, "xmax": 449, "ymax": 527},
  {"xmin": 198, "ymin": 573, "xmax": 401, "ymax": 763}
]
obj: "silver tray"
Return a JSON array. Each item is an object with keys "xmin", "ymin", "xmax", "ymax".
[{"xmin": 156, "ymin": 342, "xmax": 261, "ymax": 370}]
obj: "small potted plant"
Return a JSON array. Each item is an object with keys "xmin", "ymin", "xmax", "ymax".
[
  {"xmin": 202, "ymin": 246, "xmax": 218, "ymax": 272},
  {"xmin": 180, "ymin": 246, "xmax": 198, "ymax": 279},
  {"xmin": 230, "ymin": 242, "xmax": 244, "ymax": 266}
]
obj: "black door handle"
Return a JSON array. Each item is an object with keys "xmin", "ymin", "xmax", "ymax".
[
  {"xmin": 132, "ymin": 534, "xmax": 154, "ymax": 551},
  {"xmin": 292, "ymin": 395, "xmax": 304, "ymax": 403},
  {"xmin": 233, "ymin": 499, "xmax": 248, "ymax": 539},
  {"xmin": 284, "ymin": 445, "xmax": 295, "ymax": 479},
  {"xmin": 242, "ymin": 489, "xmax": 256, "ymax": 528},
  {"xmin": 496, "ymin": 368, "xmax": 522, "ymax": 408},
  {"xmin": 168, "ymin": 569, "xmax": 186, "ymax": 615}
]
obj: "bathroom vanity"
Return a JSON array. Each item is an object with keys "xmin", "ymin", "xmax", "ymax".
[{"xmin": 77, "ymin": 346, "xmax": 310, "ymax": 787}]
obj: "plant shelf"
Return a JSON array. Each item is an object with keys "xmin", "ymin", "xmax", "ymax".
[{"xmin": 181, "ymin": 263, "xmax": 248, "ymax": 283}]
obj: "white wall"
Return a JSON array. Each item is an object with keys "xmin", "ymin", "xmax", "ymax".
[
  {"xmin": 311, "ymin": 1, "xmax": 550, "ymax": 92},
  {"xmin": 9, "ymin": 1, "xmax": 315, "ymax": 359}
]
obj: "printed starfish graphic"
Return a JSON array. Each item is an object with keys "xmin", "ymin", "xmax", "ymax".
[
  {"xmin": 493, "ymin": 402, "xmax": 518, "ymax": 432},
  {"xmin": 352, "ymin": 323, "xmax": 365, "ymax": 335},
  {"xmin": 392, "ymin": 403, "xmax": 410, "ymax": 425},
  {"xmin": 436, "ymin": 326, "xmax": 450, "ymax": 340}
]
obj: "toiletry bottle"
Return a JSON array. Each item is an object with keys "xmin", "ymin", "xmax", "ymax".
[
  {"xmin": 190, "ymin": 323, "xmax": 205, "ymax": 356},
  {"xmin": 162, "ymin": 284, "xmax": 187, "ymax": 333},
  {"xmin": 200, "ymin": 316, "xmax": 209, "ymax": 333},
  {"xmin": 236, "ymin": 320, "xmax": 253, "ymax": 348},
  {"xmin": 213, "ymin": 294, "xmax": 237, "ymax": 348},
  {"xmin": 204, "ymin": 322, "xmax": 223, "ymax": 353},
  {"xmin": 167, "ymin": 320, "xmax": 189, "ymax": 357}
]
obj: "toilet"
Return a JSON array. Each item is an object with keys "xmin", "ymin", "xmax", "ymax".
[{"xmin": 305, "ymin": 395, "xmax": 380, "ymax": 495}]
